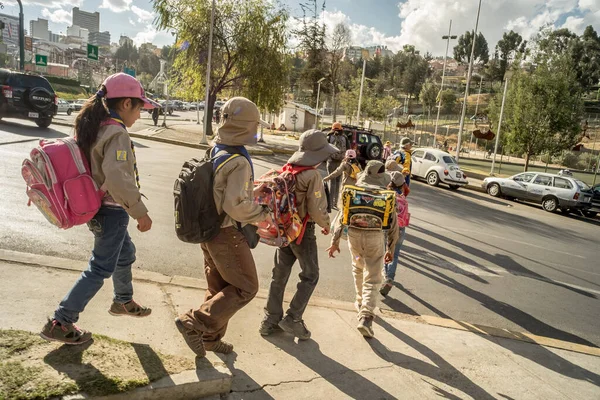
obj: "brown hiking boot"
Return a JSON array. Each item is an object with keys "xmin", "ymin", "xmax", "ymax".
[
  {"xmin": 204, "ymin": 340, "xmax": 234, "ymax": 354},
  {"xmin": 40, "ymin": 318, "xmax": 92, "ymax": 345},
  {"xmin": 108, "ymin": 300, "xmax": 152, "ymax": 318},
  {"xmin": 175, "ymin": 317, "xmax": 206, "ymax": 358},
  {"xmin": 259, "ymin": 320, "xmax": 283, "ymax": 336},
  {"xmin": 379, "ymin": 280, "xmax": 393, "ymax": 297}
]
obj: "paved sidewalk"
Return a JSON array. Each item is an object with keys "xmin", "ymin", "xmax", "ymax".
[{"xmin": 1, "ymin": 252, "xmax": 599, "ymax": 399}]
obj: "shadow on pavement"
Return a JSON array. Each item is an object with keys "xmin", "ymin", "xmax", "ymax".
[
  {"xmin": 371, "ymin": 317, "xmax": 497, "ymax": 400},
  {"xmin": 0, "ymin": 119, "xmax": 70, "ymax": 139},
  {"xmin": 220, "ymin": 352, "xmax": 275, "ymax": 399},
  {"xmin": 409, "ymin": 224, "xmax": 597, "ymax": 299},
  {"xmin": 410, "ymin": 182, "xmax": 591, "ymax": 243},
  {"xmin": 264, "ymin": 335, "xmax": 395, "ymax": 399},
  {"xmin": 406, "ymin": 256, "xmax": 598, "ymax": 348}
]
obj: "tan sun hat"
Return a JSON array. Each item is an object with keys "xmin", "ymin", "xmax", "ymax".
[
  {"xmin": 288, "ymin": 129, "xmax": 340, "ymax": 167},
  {"xmin": 214, "ymin": 97, "xmax": 260, "ymax": 146}
]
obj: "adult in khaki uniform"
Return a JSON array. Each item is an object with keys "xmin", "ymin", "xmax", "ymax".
[
  {"xmin": 176, "ymin": 97, "xmax": 271, "ymax": 358},
  {"xmin": 260, "ymin": 130, "xmax": 338, "ymax": 340}
]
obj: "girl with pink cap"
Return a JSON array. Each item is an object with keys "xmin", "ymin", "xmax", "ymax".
[{"xmin": 40, "ymin": 73, "xmax": 159, "ymax": 345}]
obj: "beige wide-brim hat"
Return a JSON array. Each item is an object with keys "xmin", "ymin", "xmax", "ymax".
[
  {"xmin": 214, "ymin": 97, "xmax": 260, "ymax": 146},
  {"xmin": 288, "ymin": 129, "xmax": 340, "ymax": 167}
]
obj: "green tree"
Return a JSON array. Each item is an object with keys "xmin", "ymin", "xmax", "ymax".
[
  {"xmin": 327, "ymin": 22, "xmax": 351, "ymax": 122},
  {"xmin": 295, "ymin": 0, "xmax": 327, "ymax": 106},
  {"xmin": 454, "ymin": 31, "xmax": 489, "ymax": 66},
  {"xmin": 440, "ymin": 90, "xmax": 457, "ymax": 114},
  {"xmin": 495, "ymin": 30, "xmax": 526, "ymax": 81},
  {"xmin": 419, "ymin": 79, "xmax": 438, "ymax": 118},
  {"xmin": 489, "ymin": 56, "xmax": 583, "ymax": 171},
  {"xmin": 338, "ymin": 75, "xmax": 361, "ymax": 124},
  {"xmin": 154, "ymin": 0, "xmax": 289, "ymax": 136},
  {"xmin": 115, "ymin": 42, "xmax": 139, "ymax": 65},
  {"xmin": 571, "ymin": 26, "xmax": 600, "ymax": 90}
]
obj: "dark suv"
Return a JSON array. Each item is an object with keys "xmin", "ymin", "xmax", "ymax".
[
  {"xmin": 0, "ymin": 69, "xmax": 57, "ymax": 128},
  {"xmin": 328, "ymin": 124, "xmax": 383, "ymax": 165}
]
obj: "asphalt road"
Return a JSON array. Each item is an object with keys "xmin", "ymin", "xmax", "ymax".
[{"xmin": 1, "ymin": 118, "xmax": 599, "ymax": 348}]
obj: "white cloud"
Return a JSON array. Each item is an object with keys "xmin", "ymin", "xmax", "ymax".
[
  {"xmin": 292, "ymin": 0, "xmax": 597, "ymax": 56},
  {"xmin": 41, "ymin": 7, "xmax": 71, "ymax": 25},
  {"xmin": 131, "ymin": 5, "xmax": 154, "ymax": 23},
  {"xmin": 129, "ymin": 18, "xmax": 137, "ymax": 26},
  {"xmin": 133, "ymin": 26, "xmax": 173, "ymax": 47},
  {"xmin": 99, "ymin": 0, "xmax": 133, "ymax": 13}
]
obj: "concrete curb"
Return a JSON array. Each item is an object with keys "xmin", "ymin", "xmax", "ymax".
[
  {"xmin": 63, "ymin": 368, "xmax": 231, "ymax": 400},
  {"xmin": 2, "ymin": 248, "xmax": 599, "ymax": 358}
]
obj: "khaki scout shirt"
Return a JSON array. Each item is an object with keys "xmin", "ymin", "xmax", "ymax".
[
  {"xmin": 294, "ymin": 169, "xmax": 330, "ymax": 229},
  {"xmin": 213, "ymin": 155, "xmax": 269, "ymax": 228},
  {"xmin": 89, "ymin": 124, "xmax": 148, "ymax": 219}
]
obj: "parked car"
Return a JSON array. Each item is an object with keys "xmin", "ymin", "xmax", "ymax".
[
  {"xmin": 71, "ymin": 99, "xmax": 87, "ymax": 111},
  {"xmin": 0, "ymin": 69, "xmax": 58, "ymax": 128},
  {"xmin": 482, "ymin": 172, "xmax": 593, "ymax": 213},
  {"xmin": 328, "ymin": 124, "xmax": 383, "ymax": 166},
  {"xmin": 56, "ymin": 99, "xmax": 74, "ymax": 115},
  {"xmin": 214, "ymin": 100, "xmax": 225, "ymax": 110},
  {"xmin": 585, "ymin": 183, "xmax": 600, "ymax": 218},
  {"xmin": 158, "ymin": 101, "xmax": 174, "ymax": 115},
  {"xmin": 410, "ymin": 148, "xmax": 469, "ymax": 190}
]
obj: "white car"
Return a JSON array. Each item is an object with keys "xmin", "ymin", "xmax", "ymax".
[
  {"xmin": 56, "ymin": 99, "xmax": 73, "ymax": 115},
  {"xmin": 410, "ymin": 148, "xmax": 469, "ymax": 190}
]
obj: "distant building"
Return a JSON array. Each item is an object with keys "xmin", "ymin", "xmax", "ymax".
[
  {"xmin": 365, "ymin": 45, "xmax": 394, "ymax": 59},
  {"xmin": 29, "ymin": 18, "xmax": 49, "ymax": 40},
  {"xmin": 119, "ymin": 35, "xmax": 134, "ymax": 47},
  {"xmin": 140, "ymin": 42, "xmax": 158, "ymax": 54},
  {"xmin": 343, "ymin": 46, "xmax": 364, "ymax": 62},
  {"xmin": 0, "ymin": 13, "xmax": 22, "ymax": 47},
  {"xmin": 72, "ymin": 7, "xmax": 99, "ymax": 33},
  {"xmin": 48, "ymin": 32, "xmax": 64, "ymax": 43},
  {"xmin": 89, "ymin": 31, "xmax": 111, "ymax": 47},
  {"xmin": 343, "ymin": 45, "xmax": 394, "ymax": 62}
]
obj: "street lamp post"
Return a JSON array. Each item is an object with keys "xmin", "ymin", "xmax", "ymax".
[
  {"xmin": 201, "ymin": 0, "xmax": 216, "ymax": 145},
  {"xmin": 456, "ymin": 0, "xmax": 483, "ymax": 161},
  {"xmin": 469, "ymin": 78, "xmax": 483, "ymax": 153},
  {"xmin": 315, "ymin": 77, "xmax": 325, "ymax": 129},
  {"xmin": 434, "ymin": 20, "xmax": 457, "ymax": 137},
  {"xmin": 491, "ymin": 73, "xmax": 510, "ymax": 175},
  {"xmin": 16, "ymin": 0, "xmax": 24, "ymax": 71}
]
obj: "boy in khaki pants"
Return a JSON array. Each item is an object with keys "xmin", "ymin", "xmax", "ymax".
[{"xmin": 326, "ymin": 160, "xmax": 399, "ymax": 338}]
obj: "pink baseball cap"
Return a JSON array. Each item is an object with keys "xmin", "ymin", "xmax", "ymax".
[{"xmin": 101, "ymin": 73, "xmax": 159, "ymax": 109}]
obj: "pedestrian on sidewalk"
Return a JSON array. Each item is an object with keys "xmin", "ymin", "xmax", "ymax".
[
  {"xmin": 326, "ymin": 160, "xmax": 399, "ymax": 338},
  {"xmin": 41, "ymin": 73, "xmax": 158, "ymax": 345},
  {"xmin": 152, "ymin": 106, "xmax": 159, "ymax": 126},
  {"xmin": 382, "ymin": 141, "xmax": 393, "ymax": 160},
  {"xmin": 323, "ymin": 149, "xmax": 362, "ymax": 208},
  {"xmin": 326, "ymin": 122, "xmax": 350, "ymax": 208},
  {"xmin": 380, "ymin": 166, "xmax": 410, "ymax": 297},
  {"xmin": 399, "ymin": 137, "xmax": 414, "ymax": 187},
  {"xmin": 175, "ymin": 97, "xmax": 271, "ymax": 358},
  {"xmin": 260, "ymin": 129, "xmax": 337, "ymax": 340}
]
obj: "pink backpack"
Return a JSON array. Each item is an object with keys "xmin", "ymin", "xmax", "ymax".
[
  {"xmin": 396, "ymin": 193, "xmax": 410, "ymax": 228},
  {"xmin": 21, "ymin": 137, "xmax": 104, "ymax": 229}
]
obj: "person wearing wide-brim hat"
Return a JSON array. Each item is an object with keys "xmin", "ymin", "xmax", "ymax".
[{"xmin": 260, "ymin": 129, "xmax": 338, "ymax": 340}]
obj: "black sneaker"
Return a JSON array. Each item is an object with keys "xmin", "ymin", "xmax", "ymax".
[
  {"xmin": 40, "ymin": 318, "xmax": 92, "ymax": 345},
  {"xmin": 259, "ymin": 320, "xmax": 283, "ymax": 336},
  {"xmin": 279, "ymin": 316, "xmax": 311, "ymax": 340},
  {"xmin": 379, "ymin": 280, "xmax": 393, "ymax": 297},
  {"xmin": 357, "ymin": 316, "xmax": 375, "ymax": 338}
]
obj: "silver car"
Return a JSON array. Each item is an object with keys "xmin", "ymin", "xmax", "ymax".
[{"xmin": 482, "ymin": 172, "xmax": 593, "ymax": 213}]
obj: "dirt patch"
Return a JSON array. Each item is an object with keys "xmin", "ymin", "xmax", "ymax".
[{"xmin": 0, "ymin": 329, "xmax": 195, "ymax": 400}]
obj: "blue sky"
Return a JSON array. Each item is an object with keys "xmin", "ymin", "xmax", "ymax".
[{"xmin": 1, "ymin": 0, "xmax": 598, "ymax": 55}]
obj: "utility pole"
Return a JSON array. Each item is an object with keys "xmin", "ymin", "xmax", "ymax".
[
  {"xmin": 434, "ymin": 20, "xmax": 457, "ymax": 136},
  {"xmin": 456, "ymin": 0, "xmax": 483, "ymax": 161},
  {"xmin": 357, "ymin": 59, "xmax": 366, "ymax": 127},
  {"xmin": 315, "ymin": 77, "xmax": 325, "ymax": 129},
  {"xmin": 469, "ymin": 78, "xmax": 483, "ymax": 152},
  {"xmin": 201, "ymin": 0, "xmax": 216, "ymax": 145},
  {"xmin": 491, "ymin": 74, "xmax": 509, "ymax": 175},
  {"xmin": 17, "ymin": 0, "xmax": 24, "ymax": 70}
]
